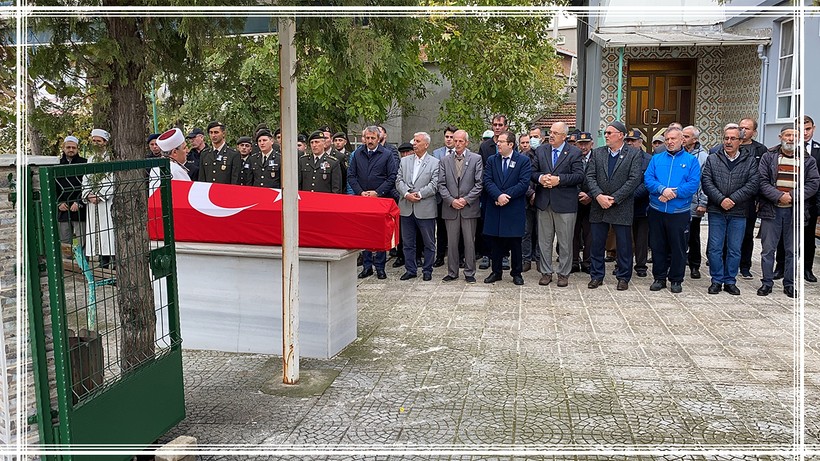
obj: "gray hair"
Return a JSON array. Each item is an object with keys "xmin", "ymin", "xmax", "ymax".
[
  {"xmin": 683, "ymin": 125, "xmax": 700, "ymax": 139},
  {"xmin": 665, "ymin": 126, "xmax": 683, "ymax": 137},
  {"xmin": 363, "ymin": 125, "xmax": 380, "ymax": 136},
  {"xmin": 413, "ymin": 131, "xmax": 431, "ymax": 145},
  {"xmin": 454, "ymin": 129, "xmax": 469, "ymax": 142},
  {"xmin": 723, "ymin": 122, "xmax": 739, "ymax": 131}
]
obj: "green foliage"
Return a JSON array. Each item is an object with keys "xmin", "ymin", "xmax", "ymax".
[
  {"xmin": 0, "ymin": 19, "xmax": 15, "ymax": 155},
  {"xmin": 419, "ymin": 2, "xmax": 567, "ymax": 135}
]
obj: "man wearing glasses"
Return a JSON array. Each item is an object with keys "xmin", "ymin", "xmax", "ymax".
[
  {"xmin": 478, "ymin": 115, "xmax": 511, "ymax": 271},
  {"xmin": 700, "ymin": 126, "xmax": 759, "ymax": 296},
  {"xmin": 482, "ymin": 131, "xmax": 531, "ymax": 285},
  {"xmin": 584, "ymin": 121, "xmax": 643, "ymax": 290}
]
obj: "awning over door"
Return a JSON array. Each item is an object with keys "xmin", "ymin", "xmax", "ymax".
[{"xmin": 591, "ymin": 26, "xmax": 770, "ymax": 48}]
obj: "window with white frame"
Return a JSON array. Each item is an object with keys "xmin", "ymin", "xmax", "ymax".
[{"xmin": 776, "ymin": 19, "xmax": 795, "ymax": 121}]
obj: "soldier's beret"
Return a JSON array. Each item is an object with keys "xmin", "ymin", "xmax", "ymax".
[
  {"xmin": 308, "ymin": 131, "xmax": 324, "ymax": 142},
  {"xmin": 237, "ymin": 136, "xmax": 252, "ymax": 145}
]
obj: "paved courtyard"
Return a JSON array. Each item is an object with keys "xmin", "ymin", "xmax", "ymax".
[{"xmin": 160, "ymin": 227, "xmax": 820, "ymax": 460}]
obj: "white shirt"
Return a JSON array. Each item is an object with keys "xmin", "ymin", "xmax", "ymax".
[{"xmin": 412, "ymin": 153, "xmax": 427, "ymax": 184}]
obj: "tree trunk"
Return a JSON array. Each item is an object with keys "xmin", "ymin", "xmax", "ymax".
[
  {"xmin": 104, "ymin": 15, "xmax": 156, "ymax": 372},
  {"xmin": 26, "ymin": 77, "xmax": 42, "ymax": 156}
]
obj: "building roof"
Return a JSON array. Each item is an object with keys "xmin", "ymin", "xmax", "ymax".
[
  {"xmin": 532, "ymin": 102, "xmax": 577, "ymax": 130},
  {"xmin": 590, "ymin": 25, "xmax": 770, "ymax": 48}
]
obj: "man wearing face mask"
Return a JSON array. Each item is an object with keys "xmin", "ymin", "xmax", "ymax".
[
  {"xmin": 643, "ymin": 127, "xmax": 701, "ymax": 293},
  {"xmin": 756, "ymin": 126, "xmax": 819, "ymax": 298}
]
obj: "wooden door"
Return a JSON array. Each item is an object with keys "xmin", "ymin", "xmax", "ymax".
[{"xmin": 627, "ymin": 60, "xmax": 696, "ymax": 151}]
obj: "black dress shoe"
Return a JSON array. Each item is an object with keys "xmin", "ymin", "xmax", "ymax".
[
  {"xmin": 616, "ymin": 279, "xmax": 629, "ymax": 291},
  {"xmin": 773, "ymin": 267, "xmax": 784, "ymax": 280},
  {"xmin": 400, "ymin": 272, "xmax": 417, "ymax": 281},
  {"xmin": 433, "ymin": 257, "xmax": 445, "ymax": 268},
  {"xmin": 784, "ymin": 285, "xmax": 796, "ymax": 298},
  {"xmin": 740, "ymin": 268, "xmax": 753, "ymax": 279},
  {"xmin": 442, "ymin": 275, "xmax": 457, "ymax": 282},
  {"xmin": 604, "ymin": 254, "xmax": 615, "ymax": 262},
  {"xmin": 423, "ymin": 273, "xmax": 432, "ymax": 281},
  {"xmin": 636, "ymin": 269, "xmax": 647, "ymax": 278},
  {"xmin": 670, "ymin": 282, "xmax": 682, "ymax": 293},
  {"xmin": 376, "ymin": 270, "xmax": 387, "ymax": 279},
  {"xmin": 571, "ymin": 264, "xmax": 581, "ymax": 273},
  {"xmin": 465, "ymin": 275, "xmax": 476, "ymax": 283},
  {"xmin": 757, "ymin": 285, "xmax": 772, "ymax": 296},
  {"xmin": 690, "ymin": 267, "xmax": 701, "ymax": 279},
  {"xmin": 581, "ymin": 264, "xmax": 590, "ymax": 274},
  {"xmin": 358, "ymin": 268, "xmax": 374, "ymax": 278},
  {"xmin": 392, "ymin": 258, "xmax": 405, "ymax": 268},
  {"xmin": 650, "ymin": 280, "xmax": 666, "ymax": 291},
  {"xmin": 484, "ymin": 272, "xmax": 502, "ymax": 283},
  {"xmin": 723, "ymin": 284, "xmax": 740, "ymax": 295},
  {"xmin": 806, "ymin": 270, "xmax": 818, "ymax": 283},
  {"xmin": 512, "ymin": 275, "xmax": 524, "ymax": 285},
  {"xmin": 708, "ymin": 282, "xmax": 722, "ymax": 294},
  {"xmin": 522, "ymin": 261, "xmax": 532, "ymax": 273},
  {"xmin": 588, "ymin": 279, "xmax": 603, "ymax": 289}
]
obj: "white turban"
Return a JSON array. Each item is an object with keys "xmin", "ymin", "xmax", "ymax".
[
  {"xmin": 157, "ymin": 128, "xmax": 185, "ymax": 153},
  {"xmin": 90, "ymin": 128, "xmax": 110, "ymax": 141},
  {"xmin": 63, "ymin": 135, "xmax": 79, "ymax": 145}
]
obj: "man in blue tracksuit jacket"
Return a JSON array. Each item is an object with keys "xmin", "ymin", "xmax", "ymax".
[{"xmin": 644, "ymin": 127, "xmax": 701, "ymax": 293}]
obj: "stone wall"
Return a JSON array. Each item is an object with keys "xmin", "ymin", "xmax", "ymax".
[{"xmin": 1, "ymin": 155, "xmax": 60, "ymax": 453}]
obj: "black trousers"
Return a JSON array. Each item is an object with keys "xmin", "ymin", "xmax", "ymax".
[
  {"xmin": 632, "ymin": 216, "xmax": 649, "ymax": 271},
  {"xmin": 490, "ymin": 236, "xmax": 523, "ymax": 276},
  {"xmin": 649, "ymin": 209, "xmax": 690, "ymax": 283},
  {"xmin": 687, "ymin": 215, "xmax": 703, "ymax": 269},
  {"xmin": 436, "ymin": 201, "xmax": 448, "ymax": 259},
  {"xmin": 573, "ymin": 203, "xmax": 592, "ymax": 267},
  {"xmin": 739, "ymin": 203, "xmax": 757, "ymax": 271}
]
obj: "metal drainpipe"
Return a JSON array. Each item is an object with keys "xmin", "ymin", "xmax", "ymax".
[
  {"xmin": 757, "ymin": 44, "xmax": 769, "ymax": 146},
  {"xmin": 616, "ymin": 46, "xmax": 625, "ymax": 122}
]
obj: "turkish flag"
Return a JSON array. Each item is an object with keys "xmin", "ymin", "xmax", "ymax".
[{"xmin": 148, "ymin": 181, "xmax": 400, "ymax": 251}]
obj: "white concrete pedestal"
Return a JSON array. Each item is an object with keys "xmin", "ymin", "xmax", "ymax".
[{"xmin": 157, "ymin": 242, "xmax": 358, "ymax": 359}]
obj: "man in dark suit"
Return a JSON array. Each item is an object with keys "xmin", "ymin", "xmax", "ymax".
[
  {"xmin": 56, "ymin": 135, "xmax": 87, "ymax": 244},
  {"xmin": 531, "ymin": 122, "xmax": 585, "ymax": 287},
  {"xmin": 477, "ymin": 114, "xmax": 510, "ymax": 270},
  {"xmin": 803, "ymin": 115, "xmax": 820, "ymax": 281},
  {"xmin": 584, "ymin": 121, "xmax": 644, "ymax": 290},
  {"xmin": 438, "ymin": 129, "xmax": 483, "ymax": 283},
  {"xmin": 199, "ymin": 121, "xmax": 242, "ymax": 184},
  {"xmin": 349, "ymin": 125, "xmax": 400, "ymax": 280},
  {"xmin": 482, "ymin": 131, "xmax": 532, "ymax": 285},
  {"xmin": 572, "ymin": 132, "xmax": 595, "ymax": 274}
]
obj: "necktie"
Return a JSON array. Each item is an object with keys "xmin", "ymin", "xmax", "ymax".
[
  {"xmin": 448, "ymin": 148, "xmax": 454, "ymax": 157},
  {"xmin": 552, "ymin": 148, "xmax": 559, "ymax": 165},
  {"xmin": 502, "ymin": 157, "xmax": 509, "ymax": 176}
]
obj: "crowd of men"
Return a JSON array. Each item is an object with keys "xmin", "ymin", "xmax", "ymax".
[{"xmin": 57, "ymin": 114, "xmax": 820, "ymax": 299}]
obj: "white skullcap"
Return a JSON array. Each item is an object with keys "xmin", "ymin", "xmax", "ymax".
[
  {"xmin": 157, "ymin": 128, "xmax": 185, "ymax": 153},
  {"xmin": 63, "ymin": 135, "xmax": 79, "ymax": 145},
  {"xmin": 90, "ymin": 128, "xmax": 110, "ymax": 141},
  {"xmin": 482, "ymin": 130, "xmax": 493, "ymax": 139}
]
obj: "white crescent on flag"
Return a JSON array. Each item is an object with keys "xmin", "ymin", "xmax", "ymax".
[{"xmin": 188, "ymin": 182, "xmax": 257, "ymax": 217}]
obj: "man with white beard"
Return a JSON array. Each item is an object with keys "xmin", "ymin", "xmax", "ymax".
[{"xmin": 756, "ymin": 126, "xmax": 820, "ymax": 298}]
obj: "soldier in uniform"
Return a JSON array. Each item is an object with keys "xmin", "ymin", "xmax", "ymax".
[
  {"xmin": 236, "ymin": 136, "xmax": 254, "ymax": 186},
  {"xmin": 248, "ymin": 129, "xmax": 282, "ymax": 188},
  {"xmin": 297, "ymin": 134, "xmax": 308, "ymax": 156},
  {"xmin": 198, "ymin": 121, "xmax": 241, "ymax": 184},
  {"xmin": 299, "ymin": 131, "xmax": 342, "ymax": 193}
]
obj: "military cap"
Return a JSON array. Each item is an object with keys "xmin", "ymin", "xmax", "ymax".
[
  {"xmin": 652, "ymin": 134, "xmax": 665, "ymax": 143},
  {"xmin": 186, "ymin": 127, "xmax": 204, "ymax": 138},
  {"xmin": 255, "ymin": 129, "xmax": 274, "ymax": 142},
  {"xmin": 397, "ymin": 142, "xmax": 414, "ymax": 153},
  {"xmin": 625, "ymin": 128, "xmax": 644, "ymax": 140},
  {"xmin": 332, "ymin": 132, "xmax": 348, "ymax": 141},
  {"xmin": 207, "ymin": 121, "xmax": 225, "ymax": 131},
  {"xmin": 237, "ymin": 136, "xmax": 252, "ymax": 145},
  {"xmin": 147, "ymin": 133, "xmax": 161, "ymax": 143},
  {"xmin": 568, "ymin": 132, "xmax": 578, "ymax": 142},
  {"xmin": 297, "ymin": 134, "xmax": 307, "ymax": 143},
  {"xmin": 308, "ymin": 130, "xmax": 324, "ymax": 142},
  {"xmin": 576, "ymin": 132, "xmax": 593, "ymax": 142}
]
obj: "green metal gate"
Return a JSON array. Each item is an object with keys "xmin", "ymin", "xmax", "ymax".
[{"xmin": 28, "ymin": 158, "xmax": 185, "ymax": 460}]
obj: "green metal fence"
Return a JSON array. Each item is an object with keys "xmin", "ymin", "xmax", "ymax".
[{"xmin": 28, "ymin": 158, "xmax": 185, "ymax": 460}]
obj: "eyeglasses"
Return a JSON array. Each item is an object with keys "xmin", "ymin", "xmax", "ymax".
[
  {"xmin": 604, "ymin": 131, "xmax": 618, "ymax": 135},
  {"xmin": 723, "ymin": 137, "xmax": 740, "ymax": 141}
]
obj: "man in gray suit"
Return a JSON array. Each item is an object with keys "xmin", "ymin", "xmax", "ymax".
[
  {"xmin": 438, "ymin": 129, "xmax": 484, "ymax": 283},
  {"xmin": 396, "ymin": 132, "xmax": 441, "ymax": 281}
]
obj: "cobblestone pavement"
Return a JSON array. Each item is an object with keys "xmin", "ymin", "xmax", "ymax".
[{"xmin": 161, "ymin": 228, "xmax": 820, "ymax": 460}]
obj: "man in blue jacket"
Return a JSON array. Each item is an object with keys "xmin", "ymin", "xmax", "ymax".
[{"xmin": 644, "ymin": 127, "xmax": 701, "ymax": 293}]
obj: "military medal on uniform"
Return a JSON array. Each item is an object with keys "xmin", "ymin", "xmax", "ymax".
[{"xmin": 321, "ymin": 161, "xmax": 330, "ymax": 180}]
